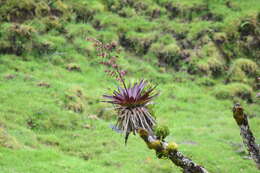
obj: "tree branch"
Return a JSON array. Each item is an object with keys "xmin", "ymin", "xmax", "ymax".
[
  {"xmin": 233, "ymin": 103, "xmax": 260, "ymax": 170},
  {"xmin": 138, "ymin": 129, "xmax": 209, "ymax": 173}
]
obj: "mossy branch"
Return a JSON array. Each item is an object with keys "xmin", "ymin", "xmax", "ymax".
[
  {"xmin": 233, "ymin": 103, "xmax": 260, "ymax": 170},
  {"xmin": 138, "ymin": 129, "xmax": 209, "ymax": 173}
]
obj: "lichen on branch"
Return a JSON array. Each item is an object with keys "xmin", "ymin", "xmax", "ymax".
[
  {"xmin": 138, "ymin": 129, "xmax": 208, "ymax": 173},
  {"xmin": 233, "ymin": 103, "xmax": 260, "ymax": 170}
]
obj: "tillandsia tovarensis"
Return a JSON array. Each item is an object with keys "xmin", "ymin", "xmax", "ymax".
[
  {"xmin": 87, "ymin": 37, "xmax": 158, "ymax": 144},
  {"xmin": 103, "ymin": 80, "xmax": 158, "ymax": 144}
]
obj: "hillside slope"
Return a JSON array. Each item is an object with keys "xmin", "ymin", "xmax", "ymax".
[{"xmin": 0, "ymin": 0, "xmax": 260, "ymax": 173}]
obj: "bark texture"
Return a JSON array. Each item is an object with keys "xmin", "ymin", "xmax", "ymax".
[
  {"xmin": 233, "ymin": 103, "xmax": 260, "ymax": 170},
  {"xmin": 138, "ymin": 129, "xmax": 209, "ymax": 173}
]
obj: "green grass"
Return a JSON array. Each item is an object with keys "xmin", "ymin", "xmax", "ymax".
[
  {"xmin": 0, "ymin": 0, "xmax": 260, "ymax": 172},
  {"xmin": 0, "ymin": 56, "xmax": 259, "ymax": 173}
]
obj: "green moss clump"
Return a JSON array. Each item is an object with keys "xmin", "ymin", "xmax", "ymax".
[
  {"xmin": 167, "ymin": 142, "xmax": 178, "ymax": 151},
  {"xmin": 190, "ymin": 56, "xmax": 225, "ymax": 77},
  {"xmin": 35, "ymin": 1, "xmax": 50, "ymax": 17},
  {"xmin": 213, "ymin": 32, "xmax": 227, "ymax": 44},
  {"xmin": 189, "ymin": 41, "xmax": 226, "ymax": 77},
  {"xmin": 122, "ymin": 31, "xmax": 157, "ymax": 55},
  {"xmin": 228, "ymin": 58, "xmax": 259, "ymax": 83},
  {"xmin": 148, "ymin": 140, "xmax": 162, "ymax": 150},
  {"xmin": 0, "ymin": 0, "xmax": 36, "ymax": 22},
  {"xmin": 207, "ymin": 57, "xmax": 226, "ymax": 77},
  {"xmin": 0, "ymin": 0, "xmax": 72, "ymax": 22},
  {"xmin": 214, "ymin": 83, "xmax": 253, "ymax": 102},
  {"xmin": 150, "ymin": 39, "xmax": 181, "ymax": 69},
  {"xmin": 163, "ymin": 1, "xmax": 214, "ymax": 21},
  {"xmin": 238, "ymin": 13, "xmax": 259, "ymax": 36},
  {"xmin": 117, "ymin": 7, "xmax": 137, "ymax": 18},
  {"xmin": 107, "ymin": 0, "xmax": 164, "ymax": 18},
  {"xmin": 0, "ymin": 23, "xmax": 37, "ymax": 55},
  {"xmin": 154, "ymin": 125, "xmax": 170, "ymax": 141},
  {"xmin": 71, "ymin": 0, "xmax": 104, "ymax": 22},
  {"xmin": 222, "ymin": 11, "xmax": 260, "ymax": 61},
  {"xmin": 194, "ymin": 60, "xmax": 210, "ymax": 75}
]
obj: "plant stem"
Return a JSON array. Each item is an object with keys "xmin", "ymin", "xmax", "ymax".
[
  {"xmin": 115, "ymin": 67, "xmax": 128, "ymax": 96},
  {"xmin": 233, "ymin": 103, "xmax": 260, "ymax": 170}
]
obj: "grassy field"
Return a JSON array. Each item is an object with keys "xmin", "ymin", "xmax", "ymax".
[{"xmin": 0, "ymin": 0, "xmax": 260, "ymax": 173}]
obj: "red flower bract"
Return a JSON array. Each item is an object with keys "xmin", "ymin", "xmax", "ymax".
[{"xmin": 103, "ymin": 80, "xmax": 158, "ymax": 144}]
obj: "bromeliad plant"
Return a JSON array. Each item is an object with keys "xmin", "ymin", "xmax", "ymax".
[
  {"xmin": 103, "ymin": 79, "xmax": 158, "ymax": 144},
  {"xmin": 87, "ymin": 37, "xmax": 158, "ymax": 144}
]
